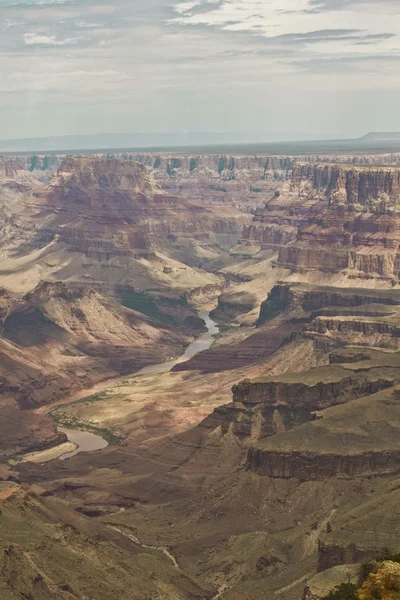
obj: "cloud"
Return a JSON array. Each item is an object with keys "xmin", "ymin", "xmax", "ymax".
[
  {"xmin": 1, "ymin": 0, "xmax": 400, "ymax": 139},
  {"xmin": 24, "ymin": 32, "xmax": 80, "ymax": 45},
  {"xmin": 309, "ymin": 0, "xmax": 400, "ymax": 10},
  {"xmin": 0, "ymin": 0, "xmax": 71, "ymax": 4}
]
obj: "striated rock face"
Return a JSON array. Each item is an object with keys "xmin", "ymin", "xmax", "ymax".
[
  {"xmin": 244, "ymin": 374, "xmax": 400, "ymax": 479},
  {"xmin": 0, "ymin": 485, "xmax": 208, "ymax": 600},
  {"xmin": 242, "ymin": 163, "xmax": 400, "ymax": 280},
  {"xmin": 34, "ymin": 157, "xmax": 180, "ymax": 259},
  {"xmin": 258, "ymin": 283, "xmax": 400, "ymax": 326},
  {"xmin": 173, "ymin": 320, "xmax": 301, "ymax": 373},
  {"xmin": 20, "ymin": 156, "xmax": 249, "ymax": 273},
  {"xmin": 0, "ymin": 280, "xmax": 196, "ymax": 416},
  {"xmin": 122, "ymin": 154, "xmax": 294, "ymax": 211},
  {"xmin": 291, "ymin": 163, "xmax": 400, "ymax": 208},
  {"xmin": 241, "ymin": 183, "xmax": 321, "ymax": 252},
  {"xmin": 203, "ymin": 367, "xmax": 396, "ymax": 440},
  {"xmin": 0, "ymin": 155, "xmax": 250, "ymax": 325},
  {"xmin": 316, "ymin": 486, "xmax": 400, "ymax": 574},
  {"xmin": 280, "ymin": 165, "xmax": 400, "ymax": 279},
  {"xmin": 307, "ymin": 315, "xmax": 400, "ymax": 349},
  {"xmin": 232, "ymin": 370, "xmax": 393, "ymax": 410},
  {"xmin": 0, "ymin": 155, "xmax": 58, "ymax": 176},
  {"xmin": 198, "ymin": 281, "xmax": 400, "ymax": 485},
  {"xmin": 246, "ymin": 447, "xmax": 400, "ymax": 480},
  {"xmin": 49, "ymin": 155, "xmax": 162, "ymax": 200}
]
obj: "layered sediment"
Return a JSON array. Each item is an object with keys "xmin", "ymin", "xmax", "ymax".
[
  {"xmin": 282, "ymin": 165, "xmax": 400, "ymax": 279},
  {"xmin": 243, "ymin": 164, "xmax": 400, "ymax": 281}
]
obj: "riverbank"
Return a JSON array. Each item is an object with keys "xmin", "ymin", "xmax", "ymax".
[{"xmin": 34, "ymin": 311, "xmax": 220, "ymax": 462}]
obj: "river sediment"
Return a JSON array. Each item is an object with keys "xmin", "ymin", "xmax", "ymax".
[{"xmin": 57, "ymin": 311, "xmax": 219, "ymax": 459}]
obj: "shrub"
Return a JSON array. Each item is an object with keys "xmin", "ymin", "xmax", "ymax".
[
  {"xmin": 358, "ymin": 561, "xmax": 400, "ymax": 600},
  {"xmin": 322, "ymin": 583, "xmax": 358, "ymax": 600}
]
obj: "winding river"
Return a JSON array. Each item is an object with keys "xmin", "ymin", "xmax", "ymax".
[{"xmin": 59, "ymin": 310, "xmax": 219, "ymax": 460}]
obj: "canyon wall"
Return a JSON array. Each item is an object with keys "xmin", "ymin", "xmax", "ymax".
[{"xmin": 242, "ymin": 163, "xmax": 400, "ymax": 281}]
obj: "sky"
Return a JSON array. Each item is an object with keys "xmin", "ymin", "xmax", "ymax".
[{"xmin": 0, "ymin": 0, "xmax": 400, "ymax": 140}]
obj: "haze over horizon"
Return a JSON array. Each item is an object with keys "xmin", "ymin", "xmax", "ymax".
[
  {"xmin": 1, "ymin": 0, "xmax": 400, "ymax": 140},
  {"xmin": 0, "ymin": 130, "xmax": 357, "ymax": 153}
]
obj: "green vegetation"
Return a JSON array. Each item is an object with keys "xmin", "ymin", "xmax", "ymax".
[
  {"xmin": 117, "ymin": 379, "xmax": 138, "ymax": 387},
  {"xmin": 322, "ymin": 584, "xmax": 358, "ymax": 600},
  {"xmin": 48, "ymin": 391, "xmax": 125, "ymax": 446},
  {"xmin": 375, "ymin": 550, "xmax": 400, "ymax": 564},
  {"xmin": 322, "ymin": 551, "xmax": 400, "ymax": 600}
]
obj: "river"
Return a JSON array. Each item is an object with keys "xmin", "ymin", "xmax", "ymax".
[{"xmin": 58, "ymin": 310, "xmax": 219, "ymax": 460}]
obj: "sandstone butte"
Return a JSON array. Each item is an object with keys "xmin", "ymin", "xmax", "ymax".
[{"xmin": 1, "ymin": 154, "xmax": 400, "ymax": 599}]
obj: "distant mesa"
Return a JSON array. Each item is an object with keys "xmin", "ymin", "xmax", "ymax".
[{"xmin": 359, "ymin": 132, "xmax": 400, "ymax": 141}]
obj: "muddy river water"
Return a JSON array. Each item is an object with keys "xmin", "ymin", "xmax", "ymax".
[{"xmin": 58, "ymin": 310, "xmax": 219, "ymax": 460}]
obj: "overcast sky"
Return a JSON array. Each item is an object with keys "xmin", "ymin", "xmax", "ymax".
[{"xmin": 0, "ymin": 0, "xmax": 399, "ymax": 140}]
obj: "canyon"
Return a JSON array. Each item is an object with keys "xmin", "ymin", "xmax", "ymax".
[{"xmin": 1, "ymin": 150, "xmax": 400, "ymax": 599}]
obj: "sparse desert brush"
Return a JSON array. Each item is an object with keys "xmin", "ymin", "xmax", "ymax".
[
  {"xmin": 322, "ymin": 582, "xmax": 358, "ymax": 599},
  {"xmin": 357, "ymin": 561, "xmax": 400, "ymax": 600}
]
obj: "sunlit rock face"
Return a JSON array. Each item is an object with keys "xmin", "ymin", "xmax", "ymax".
[{"xmin": 242, "ymin": 163, "xmax": 400, "ymax": 281}]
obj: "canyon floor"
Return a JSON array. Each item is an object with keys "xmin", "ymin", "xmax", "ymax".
[{"xmin": 1, "ymin": 152, "xmax": 400, "ymax": 599}]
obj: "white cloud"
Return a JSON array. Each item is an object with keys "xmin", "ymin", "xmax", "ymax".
[
  {"xmin": 24, "ymin": 32, "xmax": 80, "ymax": 45},
  {"xmin": 1, "ymin": 0, "xmax": 400, "ymax": 138},
  {"xmin": 171, "ymin": 0, "xmax": 400, "ymax": 51}
]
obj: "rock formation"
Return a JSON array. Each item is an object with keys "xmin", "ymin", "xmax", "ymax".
[
  {"xmin": 6, "ymin": 152, "xmax": 400, "ymax": 600},
  {"xmin": 0, "ymin": 157, "xmax": 249, "ymax": 311},
  {"xmin": 0, "ymin": 281, "xmax": 194, "ymax": 409},
  {"xmin": 243, "ymin": 163, "xmax": 400, "ymax": 282}
]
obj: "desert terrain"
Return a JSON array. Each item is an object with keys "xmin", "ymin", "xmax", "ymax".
[{"xmin": 0, "ymin": 150, "xmax": 400, "ymax": 599}]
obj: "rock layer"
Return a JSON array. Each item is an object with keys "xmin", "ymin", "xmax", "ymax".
[{"xmin": 243, "ymin": 163, "xmax": 400, "ymax": 281}]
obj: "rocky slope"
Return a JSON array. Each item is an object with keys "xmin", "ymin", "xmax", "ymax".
[
  {"xmin": 0, "ymin": 404, "xmax": 66, "ymax": 459},
  {"xmin": 0, "ymin": 157, "xmax": 250, "ymax": 320},
  {"xmin": 0, "ymin": 481, "xmax": 209, "ymax": 599},
  {"xmin": 1, "ymin": 281, "xmax": 194, "ymax": 408},
  {"xmin": 0, "ymin": 278, "xmax": 197, "ymax": 460}
]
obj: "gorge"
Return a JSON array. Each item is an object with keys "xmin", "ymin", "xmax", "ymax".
[
  {"xmin": 1, "ymin": 151, "xmax": 400, "ymax": 600},
  {"xmin": 52, "ymin": 310, "xmax": 220, "ymax": 461}
]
